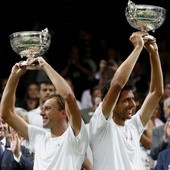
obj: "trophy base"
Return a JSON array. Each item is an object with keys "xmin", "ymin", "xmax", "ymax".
[
  {"xmin": 21, "ymin": 61, "xmax": 37, "ymax": 70},
  {"xmin": 26, "ymin": 65, "xmax": 38, "ymax": 70},
  {"xmin": 143, "ymin": 35, "xmax": 155, "ymax": 42}
]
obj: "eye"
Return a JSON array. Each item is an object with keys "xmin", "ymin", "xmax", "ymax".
[
  {"xmin": 123, "ymin": 99, "xmax": 128, "ymax": 103},
  {"xmin": 46, "ymin": 107, "xmax": 51, "ymax": 110},
  {"xmin": 43, "ymin": 106, "xmax": 51, "ymax": 112}
]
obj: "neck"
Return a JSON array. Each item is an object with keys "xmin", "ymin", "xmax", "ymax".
[
  {"xmin": 113, "ymin": 117, "xmax": 125, "ymax": 126},
  {"xmin": 50, "ymin": 122, "xmax": 68, "ymax": 138}
]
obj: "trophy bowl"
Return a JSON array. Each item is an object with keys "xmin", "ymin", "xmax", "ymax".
[
  {"xmin": 9, "ymin": 28, "xmax": 51, "ymax": 69},
  {"xmin": 125, "ymin": 0, "xmax": 166, "ymax": 41}
]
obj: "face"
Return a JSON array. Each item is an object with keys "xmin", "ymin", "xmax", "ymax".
[
  {"xmin": 93, "ymin": 96, "xmax": 101, "ymax": 110},
  {"xmin": 99, "ymin": 60, "xmax": 107, "ymax": 69},
  {"xmin": 164, "ymin": 97, "xmax": 170, "ymax": 119},
  {"xmin": 27, "ymin": 83, "xmax": 39, "ymax": 99},
  {"xmin": 0, "ymin": 118, "xmax": 8, "ymax": 140},
  {"xmin": 40, "ymin": 97, "xmax": 65, "ymax": 129},
  {"xmin": 151, "ymin": 104, "xmax": 161, "ymax": 119},
  {"xmin": 38, "ymin": 83, "xmax": 56, "ymax": 104},
  {"xmin": 114, "ymin": 90, "xmax": 136, "ymax": 121},
  {"xmin": 164, "ymin": 83, "xmax": 170, "ymax": 98}
]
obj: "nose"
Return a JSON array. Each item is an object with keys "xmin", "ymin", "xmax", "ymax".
[
  {"xmin": 130, "ymin": 99, "xmax": 136, "ymax": 107},
  {"xmin": 40, "ymin": 111, "xmax": 43, "ymax": 116},
  {"xmin": 40, "ymin": 109, "xmax": 45, "ymax": 117}
]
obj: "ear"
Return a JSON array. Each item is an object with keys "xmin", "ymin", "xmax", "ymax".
[
  {"xmin": 60, "ymin": 110, "xmax": 69, "ymax": 122},
  {"xmin": 60, "ymin": 110, "xmax": 67, "ymax": 118}
]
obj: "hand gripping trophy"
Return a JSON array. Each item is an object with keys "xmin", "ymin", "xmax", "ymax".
[
  {"xmin": 9, "ymin": 28, "xmax": 51, "ymax": 69},
  {"xmin": 125, "ymin": 0, "xmax": 166, "ymax": 41}
]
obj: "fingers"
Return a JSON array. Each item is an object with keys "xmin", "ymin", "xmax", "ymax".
[
  {"xmin": 8, "ymin": 134, "xmax": 13, "ymax": 142},
  {"xmin": 129, "ymin": 31, "xmax": 148, "ymax": 47},
  {"xmin": 27, "ymin": 56, "xmax": 43, "ymax": 64},
  {"xmin": 131, "ymin": 31, "xmax": 148, "ymax": 38}
]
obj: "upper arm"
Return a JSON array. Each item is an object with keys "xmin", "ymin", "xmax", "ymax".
[
  {"xmin": 140, "ymin": 120, "xmax": 154, "ymax": 149},
  {"xmin": 140, "ymin": 92, "xmax": 161, "ymax": 127},
  {"xmin": 65, "ymin": 94, "xmax": 82, "ymax": 136},
  {"xmin": 102, "ymin": 82, "xmax": 122, "ymax": 119},
  {"xmin": 2, "ymin": 112, "xmax": 29, "ymax": 140}
]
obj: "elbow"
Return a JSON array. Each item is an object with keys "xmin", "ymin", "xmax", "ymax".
[
  {"xmin": 1, "ymin": 112, "xmax": 8, "ymax": 121},
  {"xmin": 1, "ymin": 114, "xmax": 6, "ymax": 120},
  {"xmin": 157, "ymin": 84, "xmax": 164, "ymax": 97},
  {"xmin": 145, "ymin": 142, "xmax": 152, "ymax": 150},
  {"xmin": 0, "ymin": 107, "xmax": 4, "ymax": 119},
  {"xmin": 156, "ymin": 88, "xmax": 164, "ymax": 100},
  {"xmin": 110, "ymin": 80, "xmax": 124, "ymax": 91},
  {"xmin": 0, "ymin": 107, "xmax": 12, "ymax": 121},
  {"xmin": 65, "ymin": 92, "xmax": 76, "ymax": 102},
  {"xmin": 151, "ymin": 87, "xmax": 164, "ymax": 100},
  {"xmin": 150, "ymin": 151, "xmax": 157, "ymax": 160},
  {"xmin": 160, "ymin": 88, "xmax": 164, "ymax": 97},
  {"xmin": 157, "ymin": 81, "xmax": 164, "ymax": 98}
]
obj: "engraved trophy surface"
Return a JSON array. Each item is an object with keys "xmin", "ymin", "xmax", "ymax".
[
  {"xmin": 125, "ymin": 0, "xmax": 166, "ymax": 41},
  {"xmin": 9, "ymin": 28, "xmax": 51, "ymax": 69}
]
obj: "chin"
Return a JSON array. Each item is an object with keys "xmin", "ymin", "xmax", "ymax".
[
  {"xmin": 43, "ymin": 123, "xmax": 48, "ymax": 128},
  {"xmin": 127, "ymin": 114, "xmax": 133, "ymax": 119}
]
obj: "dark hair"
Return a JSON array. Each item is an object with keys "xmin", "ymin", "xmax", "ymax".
[
  {"xmin": 38, "ymin": 80, "xmax": 55, "ymax": 91},
  {"xmin": 38, "ymin": 80, "xmax": 53, "ymax": 86},
  {"xmin": 101, "ymin": 80, "xmax": 111, "ymax": 100},
  {"xmin": 100, "ymin": 79, "xmax": 134, "ymax": 101}
]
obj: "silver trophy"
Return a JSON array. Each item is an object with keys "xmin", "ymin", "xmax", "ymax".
[
  {"xmin": 125, "ymin": 0, "xmax": 166, "ymax": 41},
  {"xmin": 9, "ymin": 28, "xmax": 51, "ymax": 69}
]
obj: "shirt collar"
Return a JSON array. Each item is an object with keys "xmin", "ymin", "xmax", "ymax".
[{"xmin": 1, "ymin": 138, "xmax": 6, "ymax": 146}]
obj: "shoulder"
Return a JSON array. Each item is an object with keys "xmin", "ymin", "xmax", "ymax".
[
  {"xmin": 28, "ymin": 124, "xmax": 47, "ymax": 135},
  {"xmin": 160, "ymin": 148, "xmax": 170, "ymax": 155},
  {"xmin": 157, "ymin": 148, "xmax": 170, "ymax": 163}
]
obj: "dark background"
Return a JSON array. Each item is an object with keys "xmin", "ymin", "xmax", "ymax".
[{"xmin": 0, "ymin": 0, "xmax": 169, "ymax": 78}]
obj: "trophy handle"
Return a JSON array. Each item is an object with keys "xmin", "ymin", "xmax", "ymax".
[{"xmin": 143, "ymin": 35, "xmax": 155, "ymax": 42}]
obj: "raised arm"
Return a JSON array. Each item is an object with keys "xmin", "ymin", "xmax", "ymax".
[
  {"xmin": 102, "ymin": 31, "xmax": 147, "ymax": 118},
  {"xmin": 28, "ymin": 57, "xmax": 81, "ymax": 136},
  {"xmin": 0, "ymin": 63, "xmax": 29, "ymax": 140},
  {"xmin": 139, "ymin": 38, "xmax": 164, "ymax": 126}
]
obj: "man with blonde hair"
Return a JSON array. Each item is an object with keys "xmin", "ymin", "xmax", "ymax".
[{"xmin": 0, "ymin": 57, "xmax": 88, "ymax": 170}]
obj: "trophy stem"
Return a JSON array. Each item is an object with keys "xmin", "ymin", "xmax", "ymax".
[
  {"xmin": 26, "ymin": 65, "xmax": 38, "ymax": 70},
  {"xmin": 20, "ymin": 57, "xmax": 38, "ymax": 70}
]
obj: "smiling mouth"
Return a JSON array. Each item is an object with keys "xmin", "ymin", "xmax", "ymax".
[{"xmin": 43, "ymin": 118, "xmax": 48, "ymax": 123}]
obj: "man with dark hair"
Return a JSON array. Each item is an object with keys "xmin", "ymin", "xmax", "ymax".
[{"xmin": 88, "ymin": 31, "xmax": 164, "ymax": 170}]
